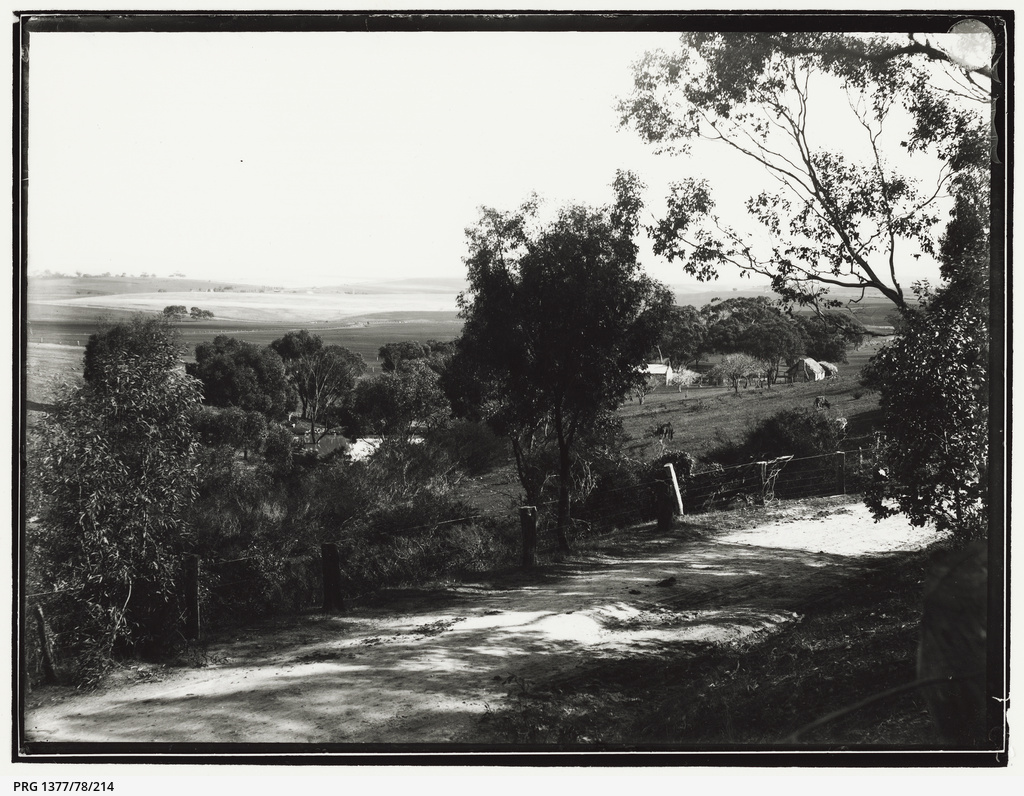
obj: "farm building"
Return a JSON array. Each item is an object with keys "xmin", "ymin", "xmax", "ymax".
[
  {"xmin": 643, "ymin": 361, "xmax": 674, "ymax": 386},
  {"xmin": 787, "ymin": 357, "xmax": 827, "ymax": 382}
]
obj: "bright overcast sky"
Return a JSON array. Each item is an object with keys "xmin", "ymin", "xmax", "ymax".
[
  {"xmin": 26, "ymin": 26, "xmax": 986, "ymax": 289},
  {"xmin": 27, "ymin": 31, "xmax": 694, "ymax": 287}
]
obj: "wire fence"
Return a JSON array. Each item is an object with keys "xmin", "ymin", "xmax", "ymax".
[{"xmin": 24, "ymin": 434, "xmax": 881, "ymax": 662}]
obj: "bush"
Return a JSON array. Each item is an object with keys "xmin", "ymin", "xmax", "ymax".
[
  {"xmin": 424, "ymin": 420, "xmax": 507, "ymax": 476},
  {"xmin": 573, "ymin": 453, "xmax": 652, "ymax": 531},
  {"xmin": 747, "ymin": 408, "xmax": 847, "ymax": 459}
]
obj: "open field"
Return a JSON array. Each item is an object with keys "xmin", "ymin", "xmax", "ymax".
[
  {"xmin": 28, "ymin": 288, "xmax": 459, "ymax": 324},
  {"xmin": 21, "ymin": 275, "xmax": 890, "ymax": 429}
]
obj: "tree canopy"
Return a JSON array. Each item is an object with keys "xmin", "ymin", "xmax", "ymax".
[
  {"xmin": 270, "ymin": 330, "xmax": 365, "ymax": 440},
  {"xmin": 83, "ymin": 315, "xmax": 184, "ymax": 388},
  {"xmin": 656, "ymin": 305, "xmax": 707, "ymax": 368},
  {"xmin": 619, "ymin": 29, "xmax": 994, "ymax": 312},
  {"xmin": 351, "ymin": 360, "xmax": 451, "ymax": 440},
  {"xmin": 454, "ymin": 172, "xmax": 673, "ymax": 550},
  {"xmin": 701, "ymin": 297, "xmax": 804, "ymax": 384},
  {"xmin": 187, "ymin": 336, "xmax": 295, "ymax": 421}
]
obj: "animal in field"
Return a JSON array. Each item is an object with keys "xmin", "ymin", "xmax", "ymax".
[{"xmin": 650, "ymin": 421, "xmax": 674, "ymax": 443}]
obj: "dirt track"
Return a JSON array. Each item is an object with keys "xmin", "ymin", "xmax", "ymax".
[{"xmin": 22, "ymin": 499, "xmax": 942, "ymax": 746}]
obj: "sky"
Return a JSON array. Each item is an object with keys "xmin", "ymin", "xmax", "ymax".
[{"xmin": 25, "ymin": 24, "xmax": 988, "ymax": 290}]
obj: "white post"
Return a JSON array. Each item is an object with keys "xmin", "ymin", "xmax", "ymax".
[{"xmin": 665, "ymin": 463, "xmax": 684, "ymax": 516}]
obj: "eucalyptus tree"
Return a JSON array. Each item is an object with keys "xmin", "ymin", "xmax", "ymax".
[
  {"xmin": 618, "ymin": 28, "xmax": 994, "ymax": 312},
  {"xmin": 456, "ymin": 172, "xmax": 673, "ymax": 551}
]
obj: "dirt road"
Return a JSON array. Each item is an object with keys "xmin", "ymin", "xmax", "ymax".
[{"xmin": 22, "ymin": 499, "xmax": 942, "ymax": 746}]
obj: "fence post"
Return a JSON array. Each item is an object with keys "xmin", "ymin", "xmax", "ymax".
[
  {"xmin": 665, "ymin": 463, "xmax": 685, "ymax": 516},
  {"xmin": 321, "ymin": 543, "xmax": 345, "ymax": 613},
  {"xmin": 183, "ymin": 554, "xmax": 201, "ymax": 641},
  {"xmin": 835, "ymin": 451, "xmax": 847, "ymax": 495},
  {"xmin": 33, "ymin": 604, "xmax": 57, "ymax": 683},
  {"xmin": 656, "ymin": 477, "xmax": 675, "ymax": 531},
  {"xmin": 520, "ymin": 506, "xmax": 538, "ymax": 568}
]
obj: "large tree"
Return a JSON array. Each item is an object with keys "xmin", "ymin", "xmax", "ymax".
[
  {"xmin": 702, "ymin": 297, "xmax": 804, "ymax": 384},
  {"xmin": 656, "ymin": 304, "xmax": 707, "ymax": 368},
  {"xmin": 270, "ymin": 330, "xmax": 365, "ymax": 440},
  {"xmin": 618, "ymin": 29, "xmax": 993, "ymax": 313},
  {"xmin": 456, "ymin": 172, "xmax": 673, "ymax": 551},
  {"xmin": 298, "ymin": 345, "xmax": 367, "ymax": 444},
  {"xmin": 794, "ymin": 311, "xmax": 867, "ymax": 363},
  {"xmin": 187, "ymin": 336, "xmax": 295, "ymax": 421},
  {"xmin": 351, "ymin": 360, "xmax": 451, "ymax": 440}
]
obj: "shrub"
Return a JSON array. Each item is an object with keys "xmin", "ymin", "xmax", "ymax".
[
  {"xmin": 746, "ymin": 408, "xmax": 847, "ymax": 459},
  {"xmin": 424, "ymin": 420, "xmax": 507, "ymax": 476},
  {"xmin": 573, "ymin": 453, "xmax": 652, "ymax": 531}
]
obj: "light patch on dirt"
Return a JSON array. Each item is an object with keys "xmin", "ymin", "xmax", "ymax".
[
  {"xmin": 22, "ymin": 499, "xmax": 942, "ymax": 747},
  {"xmin": 715, "ymin": 506, "xmax": 946, "ymax": 556}
]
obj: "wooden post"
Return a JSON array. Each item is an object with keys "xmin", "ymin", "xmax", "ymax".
[
  {"xmin": 665, "ymin": 463, "xmax": 685, "ymax": 516},
  {"xmin": 321, "ymin": 543, "xmax": 345, "ymax": 612},
  {"xmin": 183, "ymin": 554, "xmax": 201, "ymax": 641},
  {"xmin": 519, "ymin": 506, "xmax": 538, "ymax": 568},
  {"xmin": 656, "ymin": 477, "xmax": 675, "ymax": 531},
  {"xmin": 34, "ymin": 604, "xmax": 57, "ymax": 683},
  {"xmin": 835, "ymin": 451, "xmax": 847, "ymax": 495}
]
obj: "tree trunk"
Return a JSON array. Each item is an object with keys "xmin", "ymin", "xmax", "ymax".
[
  {"xmin": 553, "ymin": 406, "xmax": 572, "ymax": 553},
  {"xmin": 510, "ymin": 436, "xmax": 541, "ymax": 507}
]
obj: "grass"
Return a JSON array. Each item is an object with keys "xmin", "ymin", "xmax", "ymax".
[
  {"xmin": 479, "ymin": 543, "xmax": 943, "ymax": 748},
  {"xmin": 618, "ymin": 379, "xmax": 882, "ymax": 463}
]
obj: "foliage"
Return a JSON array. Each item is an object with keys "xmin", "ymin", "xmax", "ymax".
[
  {"xmin": 187, "ymin": 335, "xmax": 296, "ymax": 421},
  {"xmin": 33, "ymin": 323, "xmax": 202, "ymax": 681},
  {"xmin": 657, "ymin": 304, "xmax": 707, "ymax": 368},
  {"xmin": 83, "ymin": 315, "xmax": 183, "ymax": 387},
  {"xmin": 454, "ymin": 171, "xmax": 674, "ymax": 550},
  {"xmin": 745, "ymin": 407, "xmax": 848, "ymax": 460},
  {"xmin": 190, "ymin": 405, "xmax": 270, "ymax": 461},
  {"xmin": 271, "ymin": 331, "xmax": 366, "ymax": 440},
  {"xmin": 707, "ymin": 353, "xmax": 764, "ymax": 394},
  {"xmin": 862, "ymin": 285, "xmax": 988, "ymax": 541},
  {"xmin": 269, "ymin": 329, "xmax": 323, "ymax": 363},
  {"xmin": 189, "ymin": 307, "xmax": 214, "ymax": 319},
  {"xmin": 351, "ymin": 360, "xmax": 452, "ymax": 439},
  {"xmin": 423, "ymin": 420, "xmax": 508, "ymax": 477},
  {"xmin": 378, "ymin": 340, "xmax": 456, "ymax": 373},
  {"xmin": 702, "ymin": 297, "xmax": 804, "ymax": 383},
  {"xmin": 669, "ymin": 368, "xmax": 701, "ymax": 393},
  {"xmin": 619, "ymin": 31, "xmax": 992, "ymax": 311},
  {"xmin": 795, "ymin": 312, "xmax": 867, "ymax": 363},
  {"xmin": 298, "ymin": 346, "xmax": 365, "ymax": 443},
  {"xmin": 162, "ymin": 305, "xmax": 188, "ymax": 319}
]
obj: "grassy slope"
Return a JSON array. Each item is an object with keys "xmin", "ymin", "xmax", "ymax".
[{"xmin": 618, "ymin": 339, "xmax": 886, "ymax": 462}]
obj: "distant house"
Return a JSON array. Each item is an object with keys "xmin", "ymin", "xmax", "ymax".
[{"xmin": 643, "ymin": 361, "xmax": 674, "ymax": 386}]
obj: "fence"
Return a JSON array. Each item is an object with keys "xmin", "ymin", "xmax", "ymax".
[{"xmin": 23, "ymin": 435, "xmax": 878, "ymax": 678}]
